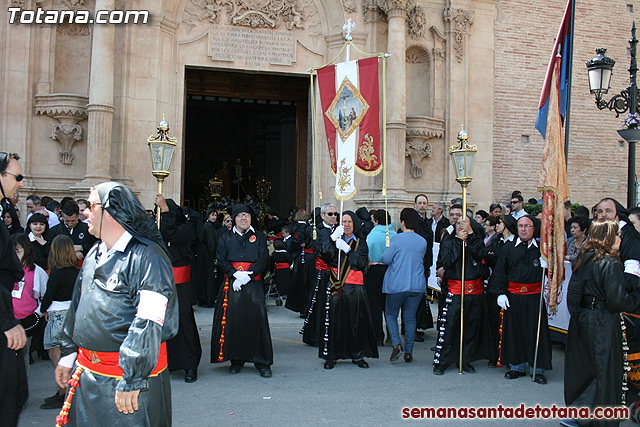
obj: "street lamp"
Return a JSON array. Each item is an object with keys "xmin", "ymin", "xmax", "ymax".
[
  {"xmin": 448, "ymin": 126, "xmax": 477, "ymax": 374},
  {"xmin": 148, "ymin": 119, "xmax": 178, "ymax": 228},
  {"xmin": 586, "ymin": 22, "xmax": 640, "ymax": 208}
]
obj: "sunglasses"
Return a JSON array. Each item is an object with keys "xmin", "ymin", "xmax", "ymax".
[
  {"xmin": 510, "ymin": 200, "xmax": 520, "ymax": 204},
  {"xmin": 3, "ymin": 171, "xmax": 23, "ymax": 182},
  {"xmin": 325, "ymin": 212, "xmax": 338, "ymax": 216},
  {"xmin": 86, "ymin": 201, "xmax": 103, "ymax": 211}
]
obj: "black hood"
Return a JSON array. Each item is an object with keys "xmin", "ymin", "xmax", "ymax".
[
  {"xmin": 232, "ymin": 204, "xmax": 252, "ymax": 223},
  {"xmin": 520, "ymin": 214, "xmax": 541, "ymax": 239},
  {"xmin": 356, "ymin": 207, "xmax": 370, "ymax": 221},
  {"xmin": 609, "ymin": 198, "xmax": 629, "ymax": 222},
  {"xmin": 165, "ymin": 198, "xmax": 186, "ymax": 224},
  {"xmin": 502, "ymin": 215, "xmax": 518, "ymax": 236},
  {"xmin": 343, "ymin": 210, "xmax": 361, "ymax": 237},
  {"xmin": 95, "ymin": 182, "xmax": 167, "ymax": 255}
]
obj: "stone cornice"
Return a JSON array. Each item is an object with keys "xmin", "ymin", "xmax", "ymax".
[{"xmin": 34, "ymin": 93, "xmax": 88, "ymax": 120}]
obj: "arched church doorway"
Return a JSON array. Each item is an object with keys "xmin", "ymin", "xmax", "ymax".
[{"xmin": 183, "ymin": 68, "xmax": 309, "ymax": 218}]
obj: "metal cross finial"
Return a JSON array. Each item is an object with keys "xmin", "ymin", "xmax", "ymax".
[
  {"xmin": 343, "ymin": 19, "xmax": 355, "ymax": 41},
  {"xmin": 459, "ymin": 123, "xmax": 464, "ymax": 131}
]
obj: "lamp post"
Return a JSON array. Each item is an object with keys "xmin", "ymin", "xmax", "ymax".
[
  {"xmin": 448, "ymin": 126, "xmax": 477, "ymax": 374},
  {"xmin": 586, "ymin": 22, "xmax": 640, "ymax": 208},
  {"xmin": 148, "ymin": 119, "xmax": 178, "ymax": 228}
]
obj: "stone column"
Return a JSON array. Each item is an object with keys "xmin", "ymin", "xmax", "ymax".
[
  {"xmin": 83, "ymin": 0, "xmax": 115, "ymax": 183},
  {"xmin": 378, "ymin": 0, "xmax": 409, "ymax": 192}
]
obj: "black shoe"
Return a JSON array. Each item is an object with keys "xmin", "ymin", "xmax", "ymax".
[
  {"xmin": 457, "ymin": 363, "xmax": 475, "ymax": 373},
  {"xmin": 324, "ymin": 360, "xmax": 335, "ymax": 370},
  {"xmin": 353, "ymin": 359, "xmax": 369, "ymax": 368},
  {"xmin": 430, "ymin": 346, "xmax": 437, "ymax": 351},
  {"xmin": 229, "ymin": 365, "xmax": 243, "ymax": 374},
  {"xmin": 533, "ymin": 374, "xmax": 547, "ymax": 384},
  {"xmin": 487, "ymin": 360, "xmax": 497, "ymax": 368},
  {"xmin": 44, "ymin": 391, "xmax": 64, "ymax": 404},
  {"xmin": 185, "ymin": 368, "xmax": 198, "ymax": 383},
  {"xmin": 259, "ymin": 368, "xmax": 272, "ymax": 378},
  {"xmin": 404, "ymin": 353, "xmax": 413, "ymax": 363},
  {"xmin": 40, "ymin": 393, "xmax": 64, "ymax": 409},
  {"xmin": 433, "ymin": 365, "xmax": 446, "ymax": 375},
  {"xmin": 414, "ymin": 335, "xmax": 424, "ymax": 342},
  {"xmin": 504, "ymin": 370, "xmax": 526, "ymax": 379},
  {"xmin": 416, "ymin": 330, "xmax": 425, "ymax": 336}
]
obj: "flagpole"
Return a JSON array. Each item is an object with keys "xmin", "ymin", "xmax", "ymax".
[
  {"xmin": 563, "ymin": 0, "xmax": 575, "ymax": 167},
  {"xmin": 532, "ymin": 267, "xmax": 547, "ymax": 381},
  {"xmin": 310, "ymin": 71, "xmax": 319, "ymax": 240},
  {"xmin": 382, "ymin": 53, "xmax": 389, "ymax": 247}
]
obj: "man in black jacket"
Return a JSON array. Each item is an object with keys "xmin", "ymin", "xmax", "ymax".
[
  {"xmin": 0, "ymin": 152, "xmax": 27, "ymax": 427},
  {"xmin": 49, "ymin": 201, "xmax": 97, "ymax": 261}
]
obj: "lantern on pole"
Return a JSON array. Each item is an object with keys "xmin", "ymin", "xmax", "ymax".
[
  {"xmin": 448, "ymin": 126, "xmax": 477, "ymax": 374},
  {"xmin": 148, "ymin": 119, "xmax": 177, "ymax": 228}
]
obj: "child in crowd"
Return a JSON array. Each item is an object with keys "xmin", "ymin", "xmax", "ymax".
[
  {"xmin": 39, "ymin": 235, "xmax": 80, "ymax": 409},
  {"xmin": 11, "ymin": 233, "xmax": 48, "ymax": 377}
]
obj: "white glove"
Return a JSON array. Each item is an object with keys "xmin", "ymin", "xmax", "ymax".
[
  {"xmin": 335, "ymin": 238, "xmax": 351, "ymax": 253},
  {"xmin": 233, "ymin": 270, "xmax": 253, "ymax": 285},
  {"xmin": 232, "ymin": 279, "xmax": 244, "ymax": 292},
  {"xmin": 497, "ymin": 294, "xmax": 510, "ymax": 310},
  {"xmin": 539, "ymin": 257, "xmax": 548, "ymax": 269},
  {"xmin": 330, "ymin": 225, "xmax": 344, "ymax": 242}
]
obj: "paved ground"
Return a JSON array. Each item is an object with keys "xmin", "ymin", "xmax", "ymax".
[{"xmin": 16, "ymin": 300, "xmax": 635, "ymax": 426}]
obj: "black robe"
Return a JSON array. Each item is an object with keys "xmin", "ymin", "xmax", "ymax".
[
  {"xmin": 433, "ymin": 227, "xmax": 492, "ymax": 367},
  {"xmin": 301, "ymin": 223, "xmax": 333, "ymax": 347},
  {"xmin": 285, "ymin": 221, "xmax": 315, "ymax": 313},
  {"xmin": 211, "ymin": 228, "xmax": 273, "ymax": 366},
  {"xmin": 0, "ymin": 216, "xmax": 27, "ymax": 427},
  {"xmin": 320, "ymin": 234, "xmax": 378, "ymax": 362},
  {"xmin": 59, "ymin": 237, "xmax": 179, "ymax": 426},
  {"xmin": 492, "ymin": 238, "xmax": 552, "ymax": 370},
  {"xmin": 565, "ymin": 251, "xmax": 640, "ymax": 425},
  {"xmin": 271, "ymin": 250, "xmax": 292, "ymax": 296},
  {"xmin": 197, "ymin": 220, "xmax": 220, "ymax": 307},
  {"xmin": 160, "ymin": 208, "xmax": 202, "ymax": 373},
  {"xmin": 414, "ymin": 214, "xmax": 435, "ymax": 329}
]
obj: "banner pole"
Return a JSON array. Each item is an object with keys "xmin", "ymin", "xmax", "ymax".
[
  {"xmin": 532, "ymin": 267, "xmax": 547, "ymax": 381},
  {"xmin": 382, "ymin": 54, "xmax": 389, "ymax": 246},
  {"xmin": 310, "ymin": 71, "xmax": 319, "ymax": 240}
]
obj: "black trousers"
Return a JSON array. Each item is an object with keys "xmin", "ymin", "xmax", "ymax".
[{"xmin": 365, "ymin": 265, "xmax": 387, "ymax": 342}]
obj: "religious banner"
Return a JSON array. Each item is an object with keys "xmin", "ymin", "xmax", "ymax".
[
  {"xmin": 536, "ymin": 0, "xmax": 572, "ymax": 313},
  {"xmin": 317, "ymin": 56, "xmax": 381, "ymax": 200}
]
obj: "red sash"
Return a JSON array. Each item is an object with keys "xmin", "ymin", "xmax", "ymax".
[
  {"xmin": 77, "ymin": 342, "xmax": 167, "ymax": 379},
  {"xmin": 304, "ymin": 248, "xmax": 314, "ymax": 254},
  {"xmin": 316, "ymin": 257, "xmax": 330, "ymax": 271},
  {"xmin": 447, "ymin": 278, "xmax": 483, "ymax": 295},
  {"xmin": 230, "ymin": 262, "xmax": 262, "ymax": 280},
  {"xmin": 507, "ymin": 281, "xmax": 542, "ymax": 295},
  {"xmin": 173, "ymin": 265, "xmax": 191, "ymax": 284},
  {"xmin": 275, "ymin": 263, "xmax": 290, "ymax": 270},
  {"xmin": 331, "ymin": 268, "xmax": 364, "ymax": 285}
]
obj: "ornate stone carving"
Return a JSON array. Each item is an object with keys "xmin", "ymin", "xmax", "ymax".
[
  {"xmin": 51, "ymin": 123, "xmax": 82, "ymax": 165},
  {"xmin": 406, "ymin": 141, "xmax": 432, "ymax": 178},
  {"xmin": 405, "ymin": 116, "xmax": 444, "ymax": 178},
  {"xmin": 406, "ymin": 45, "xmax": 429, "ymax": 64},
  {"xmin": 362, "ymin": 0, "xmax": 382, "ymax": 22},
  {"xmin": 407, "ymin": 4, "xmax": 425, "ymax": 39},
  {"xmin": 34, "ymin": 94, "xmax": 88, "ymax": 165},
  {"xmin": 57, "ymin": 23, "xmax": 90, "ymax": 36},
  {"xmin": 377, "ymin": 0, "xmax": 410, "ymax": 15},
  {"xmin": 190, "ymin": 0, "xmax": 306, "ymax": 30},
  {"xmin": 62, "ymin": 0, "xmax": 85, "ymax": 9},
  {"xmin": 443, "ymin": 7, "xmax": 474, "ymax": 63},
  {"xmin": 342, "ymin": 0, "xmax": 357, "ymax": 14},
  {"xmin": 376, "ymin": 0, "xmax": 424, "ymax": 38},
  {"xmin": 432, "ymin": 47, "xmax": 444, "ymax": 59}
]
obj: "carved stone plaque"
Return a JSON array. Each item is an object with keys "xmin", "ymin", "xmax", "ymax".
[{"xmin": 208, "ymin": 25, "xmax": 296, "ymax": 68}]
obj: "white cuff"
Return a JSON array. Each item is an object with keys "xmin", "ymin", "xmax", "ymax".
[
  {"xmin": 136, "ymin": 290, "xmax": 168, "ymax": 326},
  {"xmin": 624, "ymin": 259, "xmax": 640, "ymax": 277},
  {"xmin": 58, "ymin": 352, "xmax": 77, "ymax": 368}
]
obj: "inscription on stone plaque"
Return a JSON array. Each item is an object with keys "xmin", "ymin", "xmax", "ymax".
[{"xmin": 208, "ymin": 25, "xmax": 296, "ymax": 68}]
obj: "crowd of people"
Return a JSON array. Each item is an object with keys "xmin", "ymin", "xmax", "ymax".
[{"xmin": 1, "ymin": 149, "xmax": 639, "ymax": 426}]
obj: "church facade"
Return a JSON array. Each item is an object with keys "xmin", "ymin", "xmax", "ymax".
[{"xmin": 1, "ymin": 0, "xmax": 636, "ymax": 218}]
